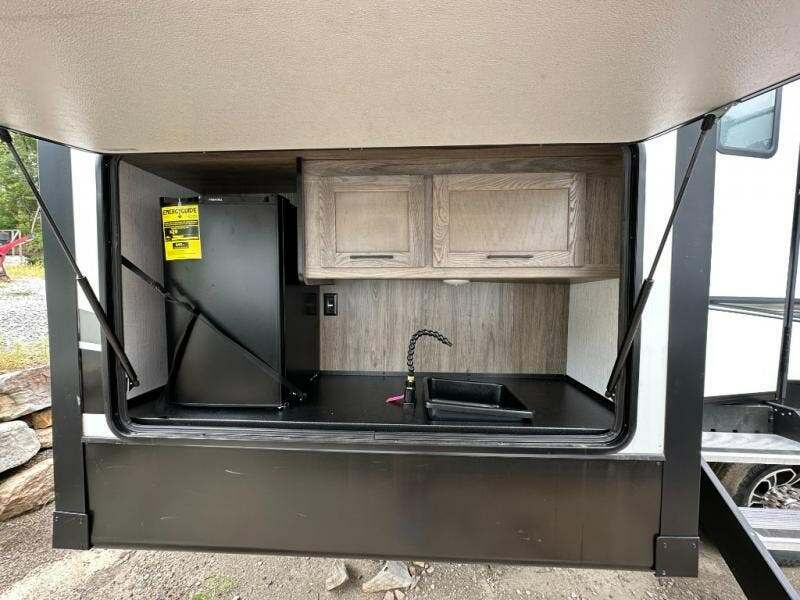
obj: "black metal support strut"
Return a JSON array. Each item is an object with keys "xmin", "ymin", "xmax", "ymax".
[
  {"xmin": 605, "ymin": 113, "xmax": 718, "ymax": 398},
  {"xmin": 776, "ymin": 146, "xmax": 800, "ymax": 405}
]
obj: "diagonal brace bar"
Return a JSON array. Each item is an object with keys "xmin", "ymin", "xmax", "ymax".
[
  {"xmin": 605, "ymin": 113, "xmax": 717, "ymax": 398},
  {"xmin": 121, "ymin": 255, "xmax": 306, "ymax": 401}
]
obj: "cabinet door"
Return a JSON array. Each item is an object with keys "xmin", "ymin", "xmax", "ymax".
[
  {"xmin": 317, "ymin": 175, "xmax": 426, "ymax": 268},
  {"xmin": 432, "ymin": 172, "xmax": 585, "ymax": 268}
]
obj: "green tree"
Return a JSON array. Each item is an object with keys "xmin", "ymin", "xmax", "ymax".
[{"xmin": 0, "ymin": 133, "xmax": 41, "ymax": 262}]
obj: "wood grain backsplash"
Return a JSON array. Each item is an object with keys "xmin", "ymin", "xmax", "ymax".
[{"xmin": 320, "ymin": 280, "xmax": 568, "ymax": 373}]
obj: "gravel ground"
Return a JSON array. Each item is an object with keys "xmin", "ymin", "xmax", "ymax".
[
  {"xmin": 0, "ymin": 277, "xmax": 47, "ymax": 349},
  {"xmin": 1, "ymin": 504, "xmax": 799, "ymax": 600}
]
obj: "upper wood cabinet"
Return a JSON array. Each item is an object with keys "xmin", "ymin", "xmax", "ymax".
[
  {"xmin": 308, "ymin": 174, "xmax": 426, "ymax": 268},
  {"xmin": 301, "ymin": 154, "xmax": 620, "ymax": 282},
  {"xmin": 432, "ymin": 172, "xmax": 585, "ymax": 268}
]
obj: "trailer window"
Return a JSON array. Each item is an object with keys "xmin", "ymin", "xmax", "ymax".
[{"xmin": 717, "ymin": 89, "xmax": 781, "ymax": 158}]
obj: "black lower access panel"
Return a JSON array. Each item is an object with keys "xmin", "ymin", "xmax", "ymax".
[
  {"xmin": 85, "ymin": 442, "xmax": 662, "ymax": 568},
  {"xmin": 164, "ymin": 197, "xmax": 318, "ymax": 407}
]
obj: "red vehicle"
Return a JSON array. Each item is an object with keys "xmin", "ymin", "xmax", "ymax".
[{"xmin": 0, "ymin": 230, "xmax": 30, "ymax": 280}]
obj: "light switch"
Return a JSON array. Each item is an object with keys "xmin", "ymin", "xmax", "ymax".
[{"xmin": 323, "ymin": 293, "xmax": 338, "ymax": 316}]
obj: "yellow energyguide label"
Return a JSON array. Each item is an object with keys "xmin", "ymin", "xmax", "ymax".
[{"xmin": 161, "ymin": 203, "xmax": 202, "ymax": 261}]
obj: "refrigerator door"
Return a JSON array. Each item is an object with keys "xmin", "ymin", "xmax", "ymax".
[{"xmin": 164, "ymin": 199, "xmax": 282, "ymax": 407}]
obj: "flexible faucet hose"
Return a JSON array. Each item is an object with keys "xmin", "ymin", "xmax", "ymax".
[{"xmin": 406, "ymin": 329, "xmax": 453, "ymax": 375}]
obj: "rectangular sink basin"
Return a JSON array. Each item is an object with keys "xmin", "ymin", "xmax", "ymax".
[{"xmin": 424, "ymin": 378, "xmax": 533, "ymax": 422}]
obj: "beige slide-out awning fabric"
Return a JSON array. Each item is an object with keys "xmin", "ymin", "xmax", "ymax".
[{"xmin": 1, "ymin": 1, "xmax": 800, "ymax": 153}]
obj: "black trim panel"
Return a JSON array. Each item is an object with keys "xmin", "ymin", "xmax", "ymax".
[
  {"xmin": 86, "ymin": 443, "xmax": 663, "ymax": 567},
  {"xmin": 658, "ymin": 118, "xmax": 717, "ymax": 569},
  {"xmin": 654, "ymin": 536, "xmax": 699, "ymax": 577},
  {"xmin": 53, "ymin": 511, "xmax": 90, "ymax": 550},
  {"xmin": 80, "ymin": 349, "xmax": 105, "ymax": 414},
  {"xmin": 39, "ymin": 141, "xmax": 90, "ymax": 549}
]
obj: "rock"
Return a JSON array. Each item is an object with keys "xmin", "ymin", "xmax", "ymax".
[
  {"xmin": 0, "ymin": 457, "xmax": 54, "ymax": 521},
  {"xmin": 426, "ymin": 566, "xmax": 434, "ymax": 574},
  {"xmin": 395, "ymin": 590, "xmax": 406, "ymax": 600},
  {"xmin": 362, "ymin": 561, "xmax": 414, "ymax": 593},
  {"xmin": 412, "ymin": 561, "xmax": 428, "ymax": 568},
  {"xmin": 383, "ymin": 592, "xmax": 394, "ymax": 600},
  {"xmin": 325, "ymin": 561, "xmax": 349, "ymax": 590},
  {"xmin": 24, "ymin": 408, "xmax": 52, "ymax": 429},
  {"xmin": 0, "ymin": 366, "xmax": 50, "ymax": 421},
  {"xmin": 35, "ymin": 427, "xmax": 53, "ymax": 449},
  {"xmin": 0, "ymin": 421, "xmax": 40, "ymax": 474}
]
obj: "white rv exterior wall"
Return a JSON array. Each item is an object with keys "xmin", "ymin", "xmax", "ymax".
[
  {"xmin": 705, "ymin": 80, "xmax": 800, "ymax": 396},
  {"xmin": 70, "ymin": 148, "xmax": 102, "ymax": 348},
  {"xmin": 620, "ymin": 132, "xmax": 676, "ymax": 456}
]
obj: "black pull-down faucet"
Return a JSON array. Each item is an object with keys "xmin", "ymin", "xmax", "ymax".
[{"xmin": 403, "ymin": 329, "xmax": 453, "ymax": 405}]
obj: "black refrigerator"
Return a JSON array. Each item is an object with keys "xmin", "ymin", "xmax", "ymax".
[{"xmin": 162, "ymin": 195, "xmax": 318, "ymax": 408}]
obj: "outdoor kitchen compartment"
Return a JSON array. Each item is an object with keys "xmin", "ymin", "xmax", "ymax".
[{"xmin": 114, "ymin": 145, "xmax": 631, "ymax": 438}]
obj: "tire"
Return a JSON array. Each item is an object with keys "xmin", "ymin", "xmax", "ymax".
[
  {"xmin": 713, "ymin": 463, "xmax": 800, "ymax": 567},
  {"xmin": 715, "ymin": 463, "xmax": 771, "ymax": 505}
]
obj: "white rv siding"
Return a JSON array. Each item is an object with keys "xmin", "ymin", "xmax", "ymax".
[
  {"xmin": 620, "ymin": 132, "xmax": 676, "ymax": 456},
  {"xmin": 71, "ymin": 149, "xmax": 102, "ymax": 347},
  {"xmin": 705, "ymin": 80, "xmax": 800, "ymax": 396}
]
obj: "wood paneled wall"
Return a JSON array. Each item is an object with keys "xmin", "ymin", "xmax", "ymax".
[
  {"xmin": 119, "ymin": 162, "xmax": 198, "ymax": 397},
  {"xmin": 584, "ymin": 174, "xmax": 622, "ymax": 267},
  {"xmin": 320, "ymin": 280, "xmax": 568, "ymax": 373}
]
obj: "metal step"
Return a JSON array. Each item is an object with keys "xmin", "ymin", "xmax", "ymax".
[
  {"xmin": 741, "ymin": 507, "xmax": 800, "ymax": 553},
  {"xmin": 702, "ymin": 431, "xmax": 800, "ymax": 464},
  {"xmin": 700, "ymin": 461, "xmax": 799, "ymax": 599}
]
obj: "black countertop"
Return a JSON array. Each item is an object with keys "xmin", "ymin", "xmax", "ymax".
[{"xmin": 131, "ymin": 372, "xmax": 614, "ymax": 434}]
